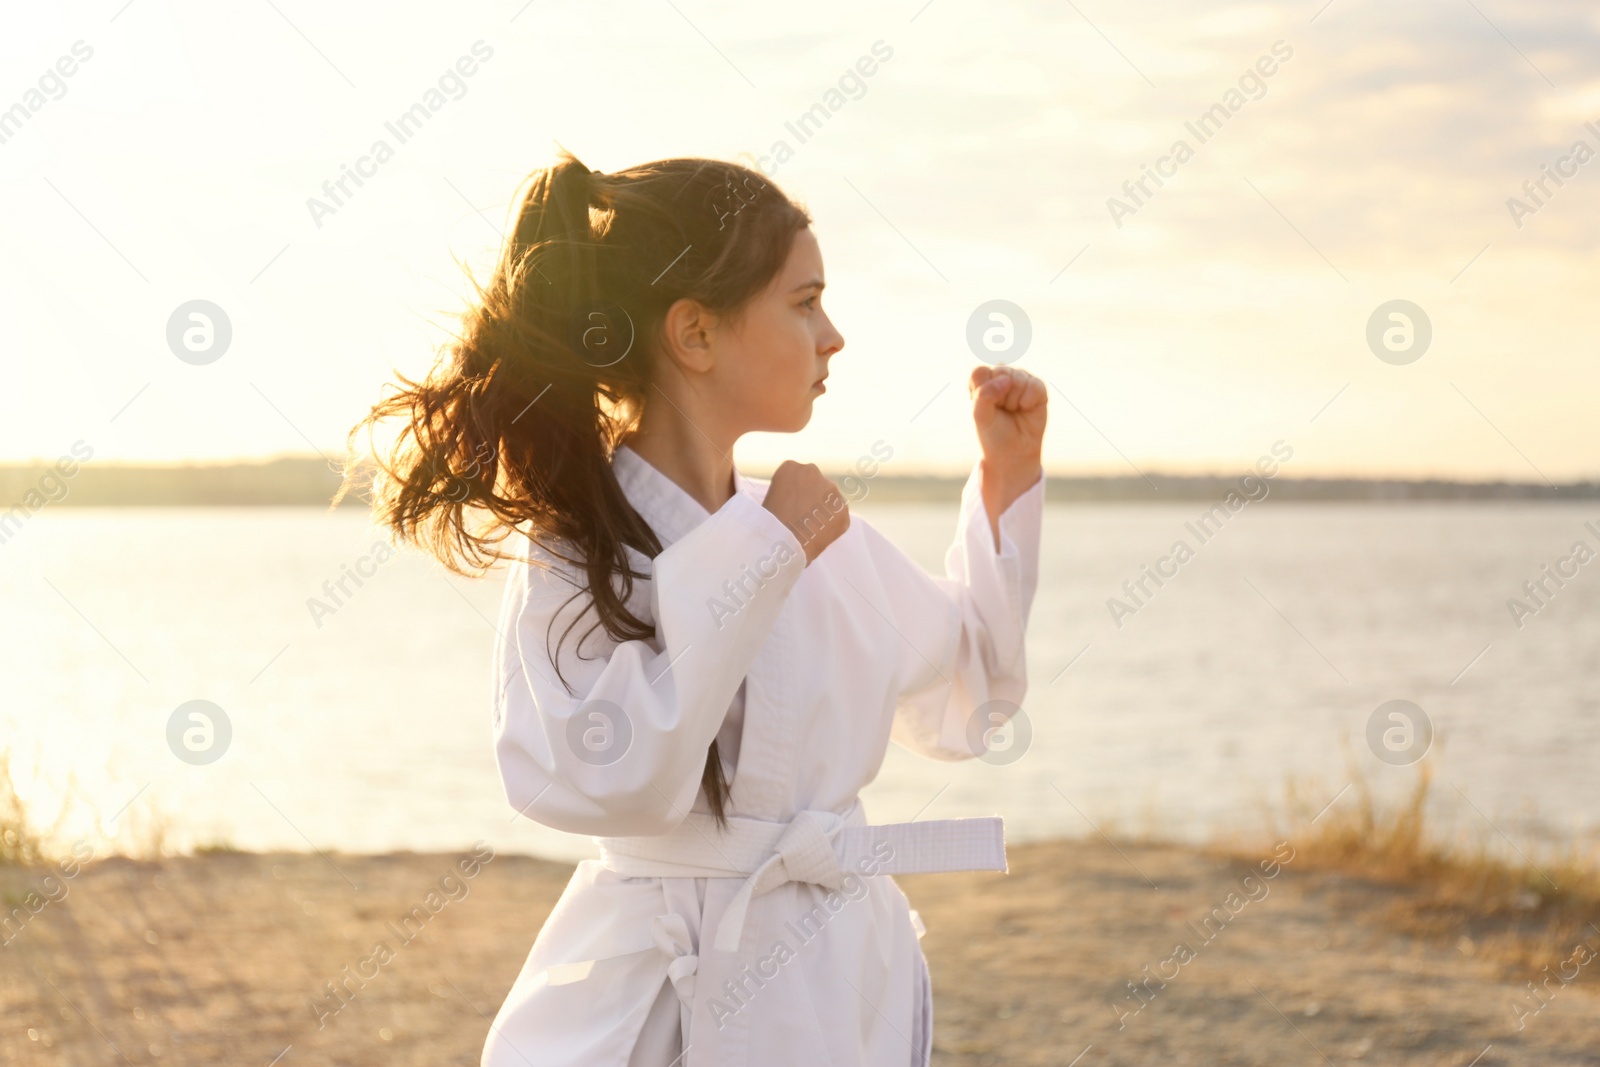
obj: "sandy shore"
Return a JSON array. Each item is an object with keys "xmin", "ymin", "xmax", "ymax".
[{"xmin": 2, "ymin": 837, "xmax": 1596, "ymax": 1066}]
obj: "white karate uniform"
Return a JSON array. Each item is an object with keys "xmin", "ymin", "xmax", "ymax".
[{"xmin": 483, "ymin": 443, "xmax": 1044, "ymax": 1067}]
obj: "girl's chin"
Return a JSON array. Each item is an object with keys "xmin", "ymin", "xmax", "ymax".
[{"xmin": 746, "ymin": 396, "xmax": 819, "ymax": 435}]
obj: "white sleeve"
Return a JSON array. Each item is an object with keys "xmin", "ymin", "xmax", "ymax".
[
  {"xmin": 874, "ymin": 460, "xmax": 1044, "ymax": 761},
  {"xmin": 491, "ymin": 492, "xmax": 806, "ymax": 836}
]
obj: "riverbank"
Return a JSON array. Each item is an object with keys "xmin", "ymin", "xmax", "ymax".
[{"xmin": 2, "ymin": 834, "xmax": 1596, "ymax": 1066}]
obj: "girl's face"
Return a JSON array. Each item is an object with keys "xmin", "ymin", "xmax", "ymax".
[{"xmin": 715, "ymin": 227, "xmax": 844, "ymax": 434}]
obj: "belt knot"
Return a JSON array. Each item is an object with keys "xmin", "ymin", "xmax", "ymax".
[
  {"xmin": 650, "ymin": 911, "xmax": 698, "ymax": 1002},
  {"xmin": 713, "ymin": 809, "xmax": 848, "ymax": 953}
]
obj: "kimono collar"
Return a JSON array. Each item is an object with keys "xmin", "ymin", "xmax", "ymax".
[{"xmin": 611, "ymin": 442, "xmax": 761, "ymax": 549}]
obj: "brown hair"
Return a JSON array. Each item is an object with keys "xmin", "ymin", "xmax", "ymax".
[{"xmin": 338, "ymin": 153, "xmax": 810, "ymax": 828}]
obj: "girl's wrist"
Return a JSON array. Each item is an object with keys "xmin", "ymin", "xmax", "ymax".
[{"xmin": 979, "ymin": 456, "xmax": 1042, "ymax": 504}]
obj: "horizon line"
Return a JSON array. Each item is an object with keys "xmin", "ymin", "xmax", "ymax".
[{"xmin": 0, "ymin": 451, "xmax": 1596, "ymax": 488}]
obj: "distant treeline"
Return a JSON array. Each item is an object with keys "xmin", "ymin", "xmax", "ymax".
[{"xmin": 1, "ymin": 456, "xmax": 1597, "ymax": 508}]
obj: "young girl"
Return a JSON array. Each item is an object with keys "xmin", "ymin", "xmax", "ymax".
[{"xmin": 350, "ymin": 154, "xmax": 1047, "ymax": 1066}]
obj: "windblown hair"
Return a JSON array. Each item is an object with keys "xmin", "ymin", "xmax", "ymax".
[{"xmin": 338, "ymin": 153, "xmax": 811, "ymax": 826}]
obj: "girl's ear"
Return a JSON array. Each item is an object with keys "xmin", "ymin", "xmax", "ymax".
[{"xmin": 660, "ymin": 297, "xmax": 719, "ymax": 375}]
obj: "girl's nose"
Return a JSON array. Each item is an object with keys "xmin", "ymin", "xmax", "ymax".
[{"xmin": 821, "ymin": 316, "xmax": 845, "ymax": 356}]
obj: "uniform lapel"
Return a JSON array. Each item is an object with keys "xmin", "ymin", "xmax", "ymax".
[
  {"xmin": 611, "ymin": 443, "xmax": 711, "ymax": 548},
  {"xmin": 610, "ymin": 445, "xmax": 795, "ymax": 822}
]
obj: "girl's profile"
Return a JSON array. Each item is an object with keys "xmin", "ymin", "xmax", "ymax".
[{"xmin": 351, "ymin": 152, "xmax": 1048, "ymax": 1066}]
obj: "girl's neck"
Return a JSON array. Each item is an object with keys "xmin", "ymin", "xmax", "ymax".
[{"xmin": 622, "ymin": 414, "xmax": 738, "ymax": 515}]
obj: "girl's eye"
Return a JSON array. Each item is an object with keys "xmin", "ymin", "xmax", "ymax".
[{"xmin": 802, "ymin": 295, "xmax": 819, "ymax": 310}]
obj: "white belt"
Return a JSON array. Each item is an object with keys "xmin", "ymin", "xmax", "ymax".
[
  {"xmin": 597, "ymin": 797, "xmax": 1007, "ymax": 952},
  {"xmin": 542, "ymin": 798, "xmax": 1007, "ymax": 1060}
]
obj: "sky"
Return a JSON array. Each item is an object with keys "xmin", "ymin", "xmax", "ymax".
[{"xmin": 1, "ymin": 0, "xmax": 1597, "ymax": 480}]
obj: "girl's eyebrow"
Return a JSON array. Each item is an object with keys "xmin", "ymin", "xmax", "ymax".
[{"xmin": 789, "ymin": 279, "xmax": 825, "ymax": 293}]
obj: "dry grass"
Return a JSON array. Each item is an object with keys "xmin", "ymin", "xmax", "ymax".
[
  {"xmin": 1227, "ymin": 758, "xmax": 1600, "ymax": 975},
  {"xmin": 0, "ymin": 753, "xmax": 52, "ymax": 866},
  {"xmin": 0, "ymin": 751, "xmax": 174, "ymax": 866}
]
